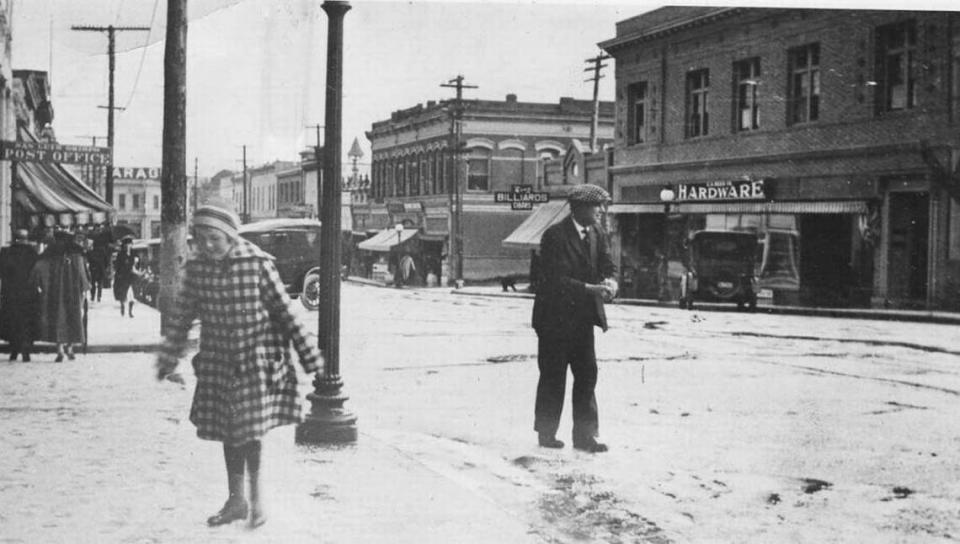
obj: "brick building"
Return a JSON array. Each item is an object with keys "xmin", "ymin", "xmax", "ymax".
[
  {"xmin": 364, "ymin": 94, "xmax": 613, "ymax": 285},
  {"xmin": 600, "ymin": 7, "xmax": 960, "ymax": 309}
]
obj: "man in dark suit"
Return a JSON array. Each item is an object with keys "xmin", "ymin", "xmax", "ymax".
[{"xmin": 532, "ymin": 184, "xmax": 618, "ymax": 453}]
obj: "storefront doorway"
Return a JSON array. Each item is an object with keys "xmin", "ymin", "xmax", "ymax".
[
  {"xmin": 799, "ymin": 214, "xmax": 854, "ymax": 307},
  {"xmin": 887, "ymin": 192, "xmax": 929, "ymax": 304}
]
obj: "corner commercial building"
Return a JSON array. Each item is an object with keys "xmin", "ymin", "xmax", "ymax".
[
  {"xmin": 600, "ymin": 7, "xmax": 960, "ymax": 310},
  {"xmin": 364, "ymin": 94, "xmax": 613, "ymax": 285}
]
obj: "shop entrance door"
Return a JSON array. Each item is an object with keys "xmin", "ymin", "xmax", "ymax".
[
  {"xmin": 887, "ymin": 192, "xmax": 929, "ymax": 304},
  {"xmin": 799, "ymin": 214, "xmax": 853, "ymax": 306}
]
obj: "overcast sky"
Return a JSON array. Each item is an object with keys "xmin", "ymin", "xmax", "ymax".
[
  {"xmin": 11, "ymin": 0, "xmax": 641, "ymax": 177},
  {"xmin": 10, "ymin": 0, "xmax": 952, "ymax": 177}
]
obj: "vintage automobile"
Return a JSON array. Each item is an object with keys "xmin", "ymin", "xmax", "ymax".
[
  {"xmin": 238, "ymin": 218, "xmax": 322, "ymax": 310},
  {"xmin": 678, "ymin": 230, "xmax": 759, "ymax": 311}
]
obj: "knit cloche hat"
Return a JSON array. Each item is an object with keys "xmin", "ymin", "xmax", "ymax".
[{"xmin": 192, "ymin": 204, "xmax": 240, "ymax": 237}]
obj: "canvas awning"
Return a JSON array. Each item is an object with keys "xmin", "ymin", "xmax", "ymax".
[
  {"xmin": 357, "ymin": 228, "xmax": 418, "ymax": 252},
  {"xmin": 501, "ymin": 199, "xmax": 569, "ymax": 250},
  {"xmin": 11, "ymin": 126, "xmax": 114, "ymax": 227}
]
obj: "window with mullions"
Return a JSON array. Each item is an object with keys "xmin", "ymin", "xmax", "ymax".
[
  {"xmin": 627, "ymin": 81, "xmax": 648, "ymax": 144},
  {"xmin": 876, "ymin": 20, "xmax": 917, "ymax": 112},
  {"xmin": 395, "ymin": 162, "xmax": 404, "ymax": 196},
  {"xmin": 685, "ymin": 69, "xmax": 709, "ymax": 138},
  {"xmin": 788, "ymin": 43, "xmax": 820, "ymax": 124},
  {"xmin": 466, "ymin": 149, "xmax": 491, "ymax": 192},
  {"xmin": 734, "ymin": 57, "xmax": 761, "ymax": 131}
]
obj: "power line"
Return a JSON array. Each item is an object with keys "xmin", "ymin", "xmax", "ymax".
[{"xmin": 121, "ymin": 0, "xmax": 161, "ymax": 110}]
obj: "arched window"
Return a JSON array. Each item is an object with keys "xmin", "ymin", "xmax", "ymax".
[
  {"xmin": 538, "ymin": 149, "xmax": 560, "ymax": 186},
  {"xmin": 466, "ymin": 148, "xmax": 491, "ymax": 192}
]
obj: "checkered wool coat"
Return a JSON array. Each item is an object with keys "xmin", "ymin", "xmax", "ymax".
[{"xmin": 157, "ymin": 238, "xmax": 322, "ymax": 446}]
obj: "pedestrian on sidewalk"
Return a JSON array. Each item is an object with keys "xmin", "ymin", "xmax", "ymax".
[
  {"xmin": 0, "ymin": 229, "xmax": 39, "ymax": 361},
  {"xmin": 113, "ymin": 236, "xmax": 139, "ymax": 317},
  {"xmin": 29, "ymin": 230, "xmax": 91, "ymax": 362},
  {"xmin": 531, "ymin": 184, "xmax": 617, "ymax": 453},
  {"xmin": 156, "ymin": 203, "xmax": 322, "ymax": 529}
]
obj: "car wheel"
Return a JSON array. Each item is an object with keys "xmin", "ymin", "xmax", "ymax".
[{"xmin": 300, "ymin": 272, "xmax": 320, "ymax": 311}]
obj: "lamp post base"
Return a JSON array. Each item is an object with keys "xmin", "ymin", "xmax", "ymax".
[{"xmin": 295, "ymin": 377, "xmax": 358, "ymax": 444}]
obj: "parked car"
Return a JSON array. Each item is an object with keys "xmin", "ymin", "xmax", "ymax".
[
  {"xmin": 678, "ymin": 230, "xmax": 759, "ymax": 311},
  {"xmin": 129, "ymin": 238, "xmax": 161, "ymax": 306},
  {"xmin": 238, "ymin": 218, "xmax": 322, "ymax": 310}
]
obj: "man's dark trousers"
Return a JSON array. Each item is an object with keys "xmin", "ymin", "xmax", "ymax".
[{"xmin": 535, "ymin": 325, "xmax": 598, "ymax": 443}]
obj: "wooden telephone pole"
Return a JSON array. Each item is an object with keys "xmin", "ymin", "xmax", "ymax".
[
  {"xmin": 72, "ymin": 24, "xmax": 151, "ymax": 207},
  {"xmin": 440, "ymin": 75, "xmax": 477, "ymax": 287},
  {"xmin": 584, "ymin": 52, "xmax": 612, "ymax": 153},
  {"xmin": 157, "ymin": 1, "xmax": 187, "ymax": 328}
]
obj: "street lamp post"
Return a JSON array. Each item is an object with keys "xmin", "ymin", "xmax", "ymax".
[
  {"xmin": 659, "ymin": 187, "xmax": 676, "ymax": 302},
  {"xmin": 296, "ymin": 0, "xmax": 357, "ymax": 445},
  {"xmin": 394, "ymin": 223, "xmax": 404, "ymax": 288}
]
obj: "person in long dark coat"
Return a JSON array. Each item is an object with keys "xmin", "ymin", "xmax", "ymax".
[
  {"xmin": 531, "ymin": 184, "xmax": 618, "ymax": 453},
  {"xmin": 156, "ymin": 204, "xmax": 322, "ymax": 529},
  {"xmin": 29, "ymin": 230, "xmax": 91, "ymax": 362},
  {"xmin": 113, "ymin": 236, "xmax": 139, "ymax": 317},
  {"xmin": 0, "ymin": 229, "xmax": 39, "ymax": 361}
]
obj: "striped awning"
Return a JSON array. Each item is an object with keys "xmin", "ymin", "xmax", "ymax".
[
  {"xmin": 674, "ymin": 200, "xmax": 870, "ymax": 215},
  {"xmin": 357, "ymin": 228, "xmax": 418, "ymax": 252},
  {"xmin": 12, "ymin": 127, "xmax": 115, "ymax": 227},
  {"xmin": 501, "ymin": 199, "xmax": 569, "ymax": 250},
  {"xmin": 607, "ymin": 203, "xmax": 668, "ymax": 214},
  {"xmin": 609, "ymin": 200, "xmax": 870, "ymax": 215}
]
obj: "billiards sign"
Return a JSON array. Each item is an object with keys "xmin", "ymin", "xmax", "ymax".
[{"xmin": 494, "ymin": 185, "xmax": 550, "ymax": 210}]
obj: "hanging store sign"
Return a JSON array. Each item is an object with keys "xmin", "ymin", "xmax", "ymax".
[
  {"xmin": 494, "ymin": 185, "xmax": 550, "ymax": 210},
  {"xmin": 0, "ymin": 140, "xmax": 112, "ymax": 165},
  {"xmin": 678, "ymin": 179, "xmax": 766, "ymax": 202},
  {"xmin": 113, "ymin": 166, "xmax": 161, "ymax": 180}
]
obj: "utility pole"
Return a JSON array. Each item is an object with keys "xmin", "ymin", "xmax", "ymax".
[
  {"xmin": 156, "ymin": 1, "xmax": 187, "ymax": 329},
  {"xmin": 193, "ymin": 157, "xmax": 199, "ymax": 213},
  {"xmin": 440, "ymin": 75, "xmax": 477, "ymax": 288},
  {"xmin": 297, "ymin": 0, "xmax": 356, "ymax": 445},
  {"xmin": 584, "ymin": 52, "xmax": 612, "ymax": 153},
  {"xmin": 79, "ymin": 134, "xmax": 106, "ymax": 192},
  {"xmin": 72, "ymin": 24, "xmax": 150, "ymax": 207},
  {"xmin": 307, "ymin": 123, "xmax": 324, "ymax": 212}
]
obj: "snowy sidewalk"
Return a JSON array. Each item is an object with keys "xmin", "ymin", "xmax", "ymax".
[{"xmin": 0, "ymin": 351, "xmax": 549, "ymax": 543}]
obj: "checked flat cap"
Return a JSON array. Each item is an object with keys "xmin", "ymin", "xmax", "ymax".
[{"xmin": 568, "ymin": 184, "xmax": 611, "ymax": 204}]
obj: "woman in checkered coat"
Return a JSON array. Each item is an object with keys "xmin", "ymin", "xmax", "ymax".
[{"xmin": 156, "ymin": 204, "xmax": 322, "ymax": 529}]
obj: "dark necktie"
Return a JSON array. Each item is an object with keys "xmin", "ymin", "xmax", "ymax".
[{"xmin": 581, "ymin": 227, "xmax": 590, "ymax": 252}]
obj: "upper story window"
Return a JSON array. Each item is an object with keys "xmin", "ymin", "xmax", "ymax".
[
  {"xmin": 876, "ymin": 20, "xmax": 917, "ymax": 112},
  {"xmin": 466, "ymin": 148, "xmax": 491, "ymax": 192},
  {"xmin": 788, "ymin": 43, "xmax": 820, "ymax": 124},
  {"xmin": 132, "ymin": 194, "xmax": 140, "ymax": 210},
  {"xmin": 627, "ymin": 81, "xmax": 648, "ymax": 144},
  {"xmin": 538, "ymin": 149, "xmax": 559, "ymax": 186},
  {"xmin": 733, "ymin": 57, "xmax": 761, "ymax": 131},
  {"xmin": 153, "ymin": 195, "xmax": 160, "ymax": 209},
  {"xmin": 118, "ymin": 193, "xmax": 126, "ymax": 210},
  {"xmin": 685, "ymin": 69, "xmax": 710, "ymax": 138},
  {"xmin": 409, "ymin": 156, "xmax": 420, "ymax": 196},
  {"xmin": 395, "ymin": 162, "xmax": 405, "ymax": 196}
]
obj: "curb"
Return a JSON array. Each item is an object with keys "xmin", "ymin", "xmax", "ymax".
[{"xmin": 450, "ymin": 289, "xmax": 960, "ymax": 326}]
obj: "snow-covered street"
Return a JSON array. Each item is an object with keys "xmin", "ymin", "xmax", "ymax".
[{"xmin": 2, "ymin": 283, "xmax": 958, "ymax": 543}]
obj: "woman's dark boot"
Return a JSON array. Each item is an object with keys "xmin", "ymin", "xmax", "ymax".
[
  {"xmin": 120, "ymin": 302, "xmax": 125, "ymax": 316},
  {"xmin": 207, "ymin": 472, "xmax": 248, "ymax": 526},
  {"xmin": 128, "ymin": 301, "xmax": 134, "ymax": 318}
]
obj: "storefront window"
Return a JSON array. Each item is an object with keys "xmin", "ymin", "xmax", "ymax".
[{"xmin": 949, "ymin": 199, "xmax": 960, "ymax": 261}]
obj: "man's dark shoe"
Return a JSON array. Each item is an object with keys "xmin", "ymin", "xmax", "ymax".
[
  {"xmin": 538, "ymin": 434, "xmax": 564, "ymax": 449},
  {"xmin": 573, "ymin": 440, "xmax": 608, "ymax": 453}
]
